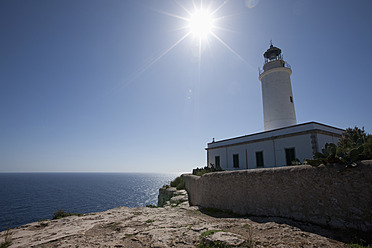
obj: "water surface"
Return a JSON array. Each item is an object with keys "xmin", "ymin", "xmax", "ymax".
[{"xmin": 0, "ymin": 172, "xmax": 179, "ymax": 231}]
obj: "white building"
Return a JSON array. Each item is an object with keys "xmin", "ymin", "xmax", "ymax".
[{"xmin": 206, "ymin": 44, "xmax": 344, "ymax": 170}]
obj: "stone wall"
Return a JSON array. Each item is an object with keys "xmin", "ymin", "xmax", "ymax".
[{"xmin": 182, "ymin": 160, "xmax": 372, "ymax": 232}]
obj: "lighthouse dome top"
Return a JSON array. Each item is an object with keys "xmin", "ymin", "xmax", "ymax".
[{"xmin": 264, "ymin": 44, "xmax": 282, "ymax": 61}]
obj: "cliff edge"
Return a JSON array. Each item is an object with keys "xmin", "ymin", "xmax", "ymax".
[{"xmin": 0, "ymin": 190, "xmax": 358, "ymax": 247}]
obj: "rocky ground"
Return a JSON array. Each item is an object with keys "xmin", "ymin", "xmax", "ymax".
[{"xmin": 0, "ymin": 188, "xmax": 358, "ymax": 248}]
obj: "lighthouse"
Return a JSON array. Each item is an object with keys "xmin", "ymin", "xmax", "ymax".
[
  {"xmin": 206, "ymin": 44, "xmax": 343, "ymax": 170},
  {"xmin": 259, "ymin": 44, "xmax": 297, "ymax": 131}
]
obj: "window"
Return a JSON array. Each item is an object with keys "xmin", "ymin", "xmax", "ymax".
[
  {"xmin": 285, "ymin": 148, "xmax": 296, "ymax": 166},
  {"xmin": 233, "ymin": 154, "xmax": 239, "ymax": 168},
  {"xmin": 215, "ymin": 156, "xmax": 220, "ymax": 169},
  {"xmin": 256, "ymin": 151, "xmax": 264, "ymax": 168}
]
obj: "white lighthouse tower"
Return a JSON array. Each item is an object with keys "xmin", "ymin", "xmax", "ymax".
[
  {"xmin": 259, "ymin": 44, "xmax": 297, "ymax": 131},
  {"xmin": 206, "ymin": 44, "xmax": 343, "ymax": 171}
]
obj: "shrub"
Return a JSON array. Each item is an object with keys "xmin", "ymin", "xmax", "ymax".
[
  {"xmin": 337, "ymin": 127, "xmax": 372, "ymax": 160},
  {"xmin": 170, "ymin": 176, "xmax": 185, "ymax": 190},
  {"xmin": 0, "ymin": 229, "xmax": 12, "ymax": 248},
  {"xmin": 198, "ymin": 230, "xmax": 229, "ymax": 248},
  {"xmin": 0, "ymin": 240, "xmax": 11, "ymax": 248},
  {"xmin": 176, "ymin": 180, "xmax": 185, "ymax": 190},
  {"xmin": 290, "ymin": 158, "xmax": 301, "ymax": 166},
  {"xmin": 106, "ymin": 222, "xmax": 120, "ymax": 231},
  {"xmin": 200, "ymin": 230, "xmax": 224, "ymax": 239},
  {"xmin": 52, "ymin": 209, "xmax": 82, "ymax": 219},
  {"xmin": 192, "ymin": 163, "xmax": 224, "ymax": 176},
  {"xmin": 305, "ymin": 126, "xmax": 372, "ymax": 169},
  {"xmin": 146, "ymin": 204, "xmax": 158, "ymax": 208},
  {"xmin": 170, "ymin": 176, "xmax": 181, "ymax": 187}
]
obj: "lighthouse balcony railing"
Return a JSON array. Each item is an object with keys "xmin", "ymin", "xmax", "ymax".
[{"xmin": 259, "ymin": 61, "xmax": 291, "ymax": 76}]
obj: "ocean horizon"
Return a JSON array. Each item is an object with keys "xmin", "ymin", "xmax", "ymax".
[{"xmin": 0, "ymin": 172, "xmax": 180, "ymax": 232}]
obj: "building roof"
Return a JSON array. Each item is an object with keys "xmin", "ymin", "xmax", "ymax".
[{"xmin": 206, "ymin": 121, "xmax": 344, "ymax": 150}]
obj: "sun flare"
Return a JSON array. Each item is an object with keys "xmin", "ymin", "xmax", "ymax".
[
  {"xmin": 119, "ymin": 1, "xmax": 249, "ymax": 91},
  {"xmin": 131, "ymin": 0, "xmax": 249, "ymax": 80},
  {"xmin": 188, "ymin": 9, "xmax": 214, "ymax": 39}
]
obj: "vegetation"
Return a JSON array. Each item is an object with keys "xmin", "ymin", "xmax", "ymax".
[
  {"xmin": 337, "ymin": 127, "xmax": 372, "ymax": 159},
  {"xmin": 192, "ymin": 163, "xmax": 224, "ymax": 176},
  {"xmin": 349, "ymin": 243, "xmax": 372, "ymax": 248},
  {"xmin": 0, "ymin": 229, "xmax": 12, "ymax": 248},
  {"xmin": 290, "ymin": 158, "xmax": 302, "ymax": 166},
  {"xmin": 39, "ymin": 222, "xmax": 49, "ymax": 227},
  {"xmin": 170, "ymin": 176, "xmax": 185, "ymax": 190},
  {"xmin": 305, "ymin": 127, "xmax": 372, "ymax": 169},
  {"xmin": 52, "ymin": 209, "xmax": 82, "ymax": 219},
  {"xmin": 0, "ymin": 240, "xmax": 11, "ymax": 248},
  {"xmin": 106, "ymin": 222, "xmax": 121, "ymax": 231},
  {"xmin": 200, "ymin": 229, "xmax": 225, "ymax": 239},
  {"xmin": 198, "ymin": 229, "xmax": 253, "ymax": 248},
  {"xmin": 242, "ymin": 224, "xmax": 254, "ymax": 247},
  {"xmin": 146, "ymin": 204, "xmax": 158, "ymax": 208}
]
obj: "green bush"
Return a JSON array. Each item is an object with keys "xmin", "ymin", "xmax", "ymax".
[
  {"xmin": 0, "ymin": 229, "xmax": 12, "ymax": 248},
  {"xmin": 146, "ymin": 204, "xmax": 158, "ymax": 208},
  {"xmin": 52, "ymin": 209, "xmax": 82, "ymax": 219},
  {"xmin": 170, "ymin": 176, "xmax": 181, "ymax": 187},
  {"xmin": 0, "ymin": 241, "xmax": 11, "ymax": 248},
  {"xmin": 170, "ymin": 176, "xmax": 185, "ymax": 190},
  {"xmin": 198, "ymin": 230, "xmax": 236, "ymax": 248},
  {"xmin": 176, "ymin": 180, "xmax": 185, "ymax": 190},
  {"xmin": 192, "ymin": 163, "xmax": 224, "ymax": 176},
  {"xmin": 305, "ymin": 126, "xmax": 372, "ymax": 169},
  {"xmin": 337, "ymin": 127, "xmax": 372, "ymax": 159}
]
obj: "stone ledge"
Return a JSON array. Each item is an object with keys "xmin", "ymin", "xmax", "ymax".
[{"xmin": 158, "ymin": 186, "xmax": 188, "ymax": 207}]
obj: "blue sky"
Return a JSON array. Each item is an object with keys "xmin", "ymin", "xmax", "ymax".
[{"xmin": 1, "ymin": 0, "xmax": 371, "ymax": 173}]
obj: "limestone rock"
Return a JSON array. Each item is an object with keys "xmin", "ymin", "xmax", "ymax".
[
  {"xmin": 203, "ymin": 231, "xmax": 246, "ymax": 246},
  {"xmin": 1, "ymin": 204, "xmax": 352, "ymax": 248},
  {"xmin": 0, "ymin": 191, "xmax": 355, "ymax": 247},
  {"xmin": 158, "ymin": 187, "xmax": 188, "ymax": 207}
]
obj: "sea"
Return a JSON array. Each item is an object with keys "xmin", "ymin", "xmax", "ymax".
[{"xmin": 0, "ymin": 172, "xmax": 180, "ymax": 232}]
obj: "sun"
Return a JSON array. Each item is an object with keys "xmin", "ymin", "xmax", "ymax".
[
  {"xmin": 188, "ymin": 8, "xmax": 214, "ymax": 40},
  {"xmin": 127, "ymin": 0, "xmax": 248, "ymax": 79}
]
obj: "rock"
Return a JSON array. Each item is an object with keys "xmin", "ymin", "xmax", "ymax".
[
  {"xmin": 0, "ymin": 193, "xmax": 354, "ymax": 247},
  {"xmin": 158, "ymin": 187, "xmax": 177, "ymax": 207},
  {"xmin": 203, "ymin": 231, "xmax": 246, "ymax": 246},
  {"xmin": 158, "ymin": 187, "xmax": 188, "ymax": 207},
  {"xmin": 169, "ymin": 192, "xmax": 188, "ymax": 204}
]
